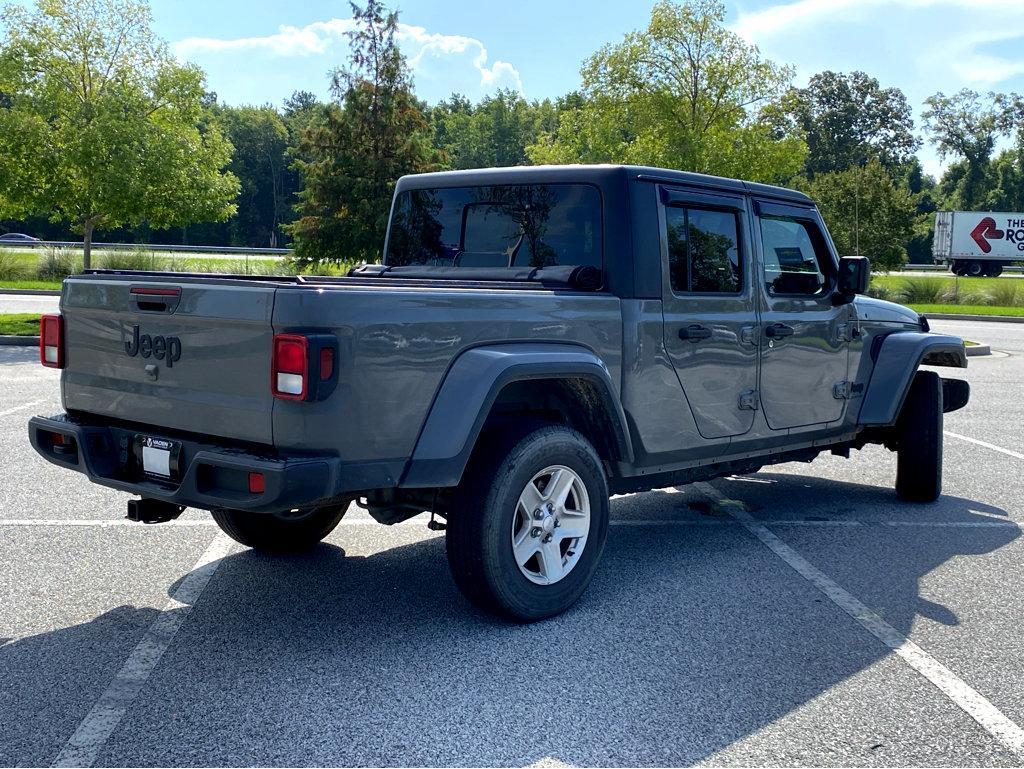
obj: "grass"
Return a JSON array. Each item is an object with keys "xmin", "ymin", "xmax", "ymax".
[
  {"xmin": 0, "ymin": 246, "xmax": 355, "ymax": 289},
  {"xmin": 870, "ymin": 274, "xmax": 1024, "ymax": 310},
  {"xmin": 872, "ymin": 274, "xmax": 1012, "ymax": 294},
  {"xmin": 0, "ymin": 313, "xmax": 41, "ymax": 336},
  {"xmin": 0, "ymin": 279, "xmax": 62, "ymax": 290},
  {"xmin": 908, "ymin": 304, "xmax": 1024, "ymax": 318}
]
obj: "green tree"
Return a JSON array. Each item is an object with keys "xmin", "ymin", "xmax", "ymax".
[
  {"xmin": 776, "ymin": 71, "xmax": 918, "ymax": 177},
  {"xmin": 0, "ymin": 0, "xmax": 238, "ymax": 268},
  {"xmin": 794, "ymin": 159, "xmax": 915, "ymax": 271},
  {"xmin": 923, "ymin": 89, "xmax": 1016, "ymax": 210},
  {"xmin": 287, "ymin": 0, "xmax": 438, "ymax": 265},
  {"xmin": 527, "ymin": 0, "xmax": 806, "ymax": 183},
  {"xmin": 431, "ymin": 90, "xmax": 558, "ymax": 169},
  {"xmin": 219, "ymin": 105, "xmax": 290, "ymax": 246}
]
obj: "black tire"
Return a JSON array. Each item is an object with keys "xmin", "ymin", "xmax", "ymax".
[
  {"xmin": 445, "ymin": 423, "xmax": 610, "ymax": 622},
  {"xmin": 966, "ymin": 260, "xmax": 985, "ymax": 277},
  {"xmin": 211, "ymin": 503, "xmax": 350, "ymax": 552},
  {"xmin": 950, "ymin": 262, "xmax": 965, "ymax": 276},
  {"xmin": 985, "ymin": 263, "xmax": 1004, "ymax": 277},
  {"xmin": 895, "ymin": 371, "xmax": 944, "ymax": 502}
]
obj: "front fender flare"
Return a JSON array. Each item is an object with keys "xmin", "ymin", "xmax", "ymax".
[
  {"xmin": 858, "ymin": 332, "xmax": 966, "ymax": 426},
  {"xmin": 400, "ymin": 344, "xmax": 632, "ymax": 488}
]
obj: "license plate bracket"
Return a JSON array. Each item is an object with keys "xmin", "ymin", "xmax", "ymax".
[{"xmin": 133, "ymin": 435, "xmax": 183, "ymax": 481}]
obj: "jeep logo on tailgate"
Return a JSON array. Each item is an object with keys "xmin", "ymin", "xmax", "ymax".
[{"xmin": 125, "ymin": 325, "xmax": 182, "ymax": 368}]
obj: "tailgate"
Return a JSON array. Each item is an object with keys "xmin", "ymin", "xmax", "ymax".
[{"xmin": 61, "ymin": 277, "xmax": 277, "ymax": 445}]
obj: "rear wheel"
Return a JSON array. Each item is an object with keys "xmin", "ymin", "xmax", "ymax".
[
  {"xmin": 445, "ymin": 423, "xmax": 609, "ymax": 622},
  {"xmin": 211, "ymin": 503, "xmax": 350, "ymax": 552},
  {"xmin": 985, "ymin": 263, "xmax": 1004, "ymax": 277},
  {"xmin": 895, "ymin": 371, "xmax": 943, "ymax": 502},
  {"xmin": 965, "ymin": 260, "xmax": 985, "ymax": 277}
]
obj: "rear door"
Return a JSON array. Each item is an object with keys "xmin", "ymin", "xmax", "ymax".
[
  {"xmin": 754, "ymin": 200, "xmax": 850, "ymax": 430},
  {"xmin": 660, "ymin": 187, "xmax": 759, "ymax": 440},
  {"xmin": 61, "ymin": 277, "xmax": 277, "ymax": 445}
]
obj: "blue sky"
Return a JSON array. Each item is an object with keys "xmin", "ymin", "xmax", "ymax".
[{"xmin": 154, "ymin": 0, "xmax": 1024, "ymax": 177}]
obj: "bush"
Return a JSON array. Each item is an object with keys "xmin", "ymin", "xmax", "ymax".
[
  {"xmin": 985, "ymin": 281, "xmax": 1022, "ymax": 308},
  {"xmin": 0, "ymin": 250, "xmax": 29, "ymax": 281},
  {"xmin": 99, "ymin": 247, "xmax": 160, "ymax": 271},
  {"xmin": 899, "ymin": 277, "xmax": 947, "ymax": 305},
  {"xmin": 866, "ymin": 281, "xmax": 900, "ymax": 301},
  {"xmin": 37, "ymin": 247, "xmax": 80, "ymax": 280}
]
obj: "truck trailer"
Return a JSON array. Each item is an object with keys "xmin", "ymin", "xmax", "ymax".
[{"xmin": 932, "ymin": 210, "xmax": 1024, "ymax": 276}]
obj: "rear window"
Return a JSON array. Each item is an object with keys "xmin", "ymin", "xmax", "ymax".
[{"xmin": 385, "ymin": 184, "xmax": 602, "ymax": 269}]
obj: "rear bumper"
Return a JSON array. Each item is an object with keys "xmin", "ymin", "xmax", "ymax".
[{"xmin": 28, "ymin": 413, "xmax": 348, "ymax": 514}]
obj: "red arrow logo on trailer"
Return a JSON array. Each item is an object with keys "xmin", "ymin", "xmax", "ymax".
[{"xmin": 970, "ymin": 217, "xmax": 1004, "ymax": 253}]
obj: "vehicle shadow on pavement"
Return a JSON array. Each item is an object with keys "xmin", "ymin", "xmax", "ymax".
[
  {"xmin": 0, "ymin": 347, "xmax": 42, "ymax": 366},
  {"xmin": 1, "ymin": 479, "xmax": 1018, "ymax": 767}
]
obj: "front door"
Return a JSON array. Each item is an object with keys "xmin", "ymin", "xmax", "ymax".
[
  {"xmin": 754, "ymin": 200, "xmax": 850, "ymax": 430},
  {"xmin": 660, "ymin": 188, "xmax": 759, "ymax": 440}
]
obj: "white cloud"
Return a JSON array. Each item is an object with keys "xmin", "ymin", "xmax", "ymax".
[
  {"xmin": 734, "ymin": 0, "xmax": 1024, "ymax": 44},
  {"xmin": 172, "ymin": 17, "xmax": 522, "ymax": 95}
]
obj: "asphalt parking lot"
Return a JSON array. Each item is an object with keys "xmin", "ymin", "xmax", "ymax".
[{"xmin": 2, "ymin": 318, "xmax": 1023, "ymax": 767}]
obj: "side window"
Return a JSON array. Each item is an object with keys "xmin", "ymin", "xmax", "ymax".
[
  {"xmin": 665, "ymin": 206, "xmax": 742, "ymax": 294},
  {"xmin": 759, "ymin": 215, "xmax": 832, "ymax": 296}
]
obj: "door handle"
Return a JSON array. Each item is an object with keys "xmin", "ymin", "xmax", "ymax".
[
  {"xmin": 765, "ymin": 323, "xmax": 795, "ymax": 339},
  {"xmin": 679, "ymin": 324, "xmax": 713, "ymax": 342}
]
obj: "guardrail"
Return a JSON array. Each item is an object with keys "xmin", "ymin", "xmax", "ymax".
[
  {"xmin": 0, "ymin": 240, "xmax": 293, "ymax": 256},
  {"xmin": 904, "ymin": 263, "xmax": 1023, "ymax": 273}
]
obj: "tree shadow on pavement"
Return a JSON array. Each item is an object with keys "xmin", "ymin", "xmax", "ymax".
[{"xmin": 0, "ymin": 476, "xmax": 1018, "ymax": 767}]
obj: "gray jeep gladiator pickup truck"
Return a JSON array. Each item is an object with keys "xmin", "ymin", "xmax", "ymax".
[{"xmin": 29, "ymin": 165, "xmax": 970, "ymax": 621}]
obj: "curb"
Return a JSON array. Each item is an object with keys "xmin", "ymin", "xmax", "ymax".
[
  {"xmin": 0, "ymin": 335, "xmax": 39, "ymax": 346},
  {"xmin": 924, "ymin": 313, "xmax": 1024, "ymax": 324},
  {"xmin": 0, "ymin": 288, "xmax": 60, "ymax": 296},
  {"xmin": 966, "ymin": 344, "xmax": 991, "ymax": 357}
]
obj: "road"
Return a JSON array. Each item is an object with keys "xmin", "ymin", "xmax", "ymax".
[{"xmin": 1, "ymin": 320, "xmax": 1022, "ymax": 766}]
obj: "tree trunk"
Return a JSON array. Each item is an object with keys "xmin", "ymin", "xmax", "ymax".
[{"xmin": 82, "ymin": 219, "xmax": 94, "ymax": 272}]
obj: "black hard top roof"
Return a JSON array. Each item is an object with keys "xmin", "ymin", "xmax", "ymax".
[{"xmin": 395, "ymin": 164, "xmax": 812, "ymax": 205}]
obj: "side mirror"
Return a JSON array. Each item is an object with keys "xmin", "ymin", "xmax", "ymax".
[{"xmin": 837, "ymin": 256, "xmax": 870, "ymax": 301}]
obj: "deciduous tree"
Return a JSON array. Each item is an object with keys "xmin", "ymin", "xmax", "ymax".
[
  {"xmin": 775, "ymin": 70, "xmax": 918, "ymax": 177},
  {"xmin": 0, "ymin": 0, "xmax": 238, "ymax": 268},
  {"xmin": 794, "ymin": 159, "xmax": 915, "ymax": 272},
  {"xmin": 527, "ymin": 0, "xmax": 806, "ymax": 183},
  {"xmin": 923, "ymin": 89, "xmax": 1016, "ymax": 210}
]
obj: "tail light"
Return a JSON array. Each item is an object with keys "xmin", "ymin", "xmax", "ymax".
[
  {"xmin": 272, "ymin": 334, "xmax": 308, "ymax": 400},
  {"xmin": 40, "ymin": 314, "xmax": 64, "ymax": 368},
  {"xmin": 271, "ymin": 333, "xmax": 339, "ymax": 402}
]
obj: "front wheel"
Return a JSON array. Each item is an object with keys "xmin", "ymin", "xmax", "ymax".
[
  {"xmin": 895, "ymin": 371, "xmax": 943, "ymax": 502},
  {"xmin": 445, "ymin": 424, "xmax": 610, "ymax": 622},
  {"xmin": 211, "ymin": 503, "xmax": 350, "ymax": 552}
]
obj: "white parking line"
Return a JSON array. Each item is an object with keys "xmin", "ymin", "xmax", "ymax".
[
  {"xmin": 946, "ymin": 431, "xmax": 1024, "ymax": 461},
  {"xmin": 694, "ymin": 481, "xmax": 1024, "ymax": 758},
  {"xmin": 52, "ymin": 534, "xmax": 233, "ymax": 768},
  {"xmin": 0, "ymin": 399, "xmax": 45, "ymax": 419}
]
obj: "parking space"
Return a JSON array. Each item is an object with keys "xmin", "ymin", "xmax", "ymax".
[{"xmin": 1, "ymin": 319, "xmax": 1022, "ymax": 766}]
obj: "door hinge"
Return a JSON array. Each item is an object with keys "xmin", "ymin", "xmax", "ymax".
[
  {"xmin": 738, "ymin": 389, "xmax": 759, "ymax": 410},
  {"xmin": 836, "ymin": 322, "xmax": 861, "ymax": 343},
  {"xmin": 834, "ymin": 380, "xmax": 864, "ymax": 399}
]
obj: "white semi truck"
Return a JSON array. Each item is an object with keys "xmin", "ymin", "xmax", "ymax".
[{"xmin": 933, "ymin": 211, "xmax": 1024, "ymax": 276}]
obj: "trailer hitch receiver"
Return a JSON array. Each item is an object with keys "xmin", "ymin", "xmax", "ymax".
[{"xmin": 126, "ymin": 498, "xmax": 186, "ymax": 524}]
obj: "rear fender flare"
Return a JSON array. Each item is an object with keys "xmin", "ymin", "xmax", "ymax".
[
  {"xmin": 858, "ymin": 332, "xmax": 967, "ymax": 426},
  {"xmin": 400, "ymin": 344, "xmax": 632, "ymax": 488}
]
